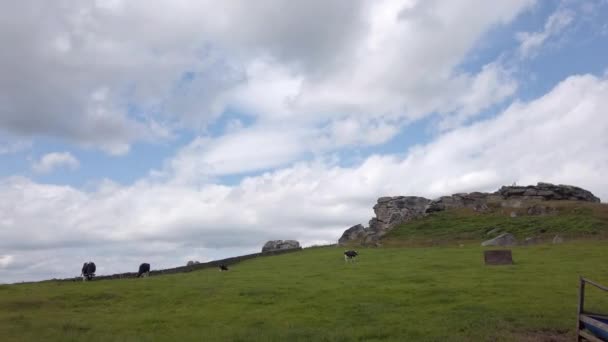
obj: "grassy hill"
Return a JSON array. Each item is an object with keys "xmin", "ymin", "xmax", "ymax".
[
  {"xmin": 2, "ymin": 241, "xmax": 608, "ymax": 341},
  {"xmin": 382, "ymin": 201, "xmax": 608, "ymax": 246}
]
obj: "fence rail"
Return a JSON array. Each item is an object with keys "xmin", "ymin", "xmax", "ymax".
[{"xmin": 577, "ymin": 277, "xmax": 608, "ymax": 342}]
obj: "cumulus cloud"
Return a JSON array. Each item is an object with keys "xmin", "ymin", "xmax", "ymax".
[
  {"xmin": 0, "ymin": 0, "xmax": 533, "ymax": 154},
  {"xmin": 31, "ymin": 152, "xmax": 80, "ymax": 174},
  {"xmin": 516, "ymin": 7, "xmax": 574, "ymax": 59},
  {"xmin": 1, "ymin": 73, "xmax": 607, "ymax": 283}
]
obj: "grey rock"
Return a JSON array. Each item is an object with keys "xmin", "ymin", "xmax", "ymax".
[
  {"xmin": 426, "ymin": 192, "xmax": 491, "ymax": 213},
  {"xmin": 523, "ymin": 236, "xmax": 540, "ymax": 245},
  {"xmin": 186, "ymin": 260, "xmax": 200, "ymax": 266},
  {"xmin": 369, "ymin": 196, "xmax": 430, "ymax": 233},
  {"xmin": 338, "ymin": 224, "xmax": 368, "ymax": 245},
  {"xmin": 262, "ymin": 240, "xmax": 301, "ymax": 253},
  {"xmin": 481, "ymin": 233, "xmax": 518, "ymax": 247},
  {"xmin": 486, "ymin": 227, "xmax": 502, "ymax": 236},
  {"xmin": 362, "ymin": 233, "xmax": 382, "ymax": 247},
  {"xmin": 496, "ymin": 182, "xmax": 600, "ymax": 203},
  {"xmin": 338, "ymin": 182, "xmax": 599, "ymax": 246},
  {"xmin": 552, "ymin": 235, "xmax": 564, "ymax": 244}
]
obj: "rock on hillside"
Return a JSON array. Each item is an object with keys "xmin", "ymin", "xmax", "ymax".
[
  {"xmin": 496, "ymin": 182, "xmax": 600, "ymax": 203},
  {"xmin": 369, "ymin": 196, "xmax": 431, "ymax": 233},
  {"xmin": 338, "ymin": 224, "xmax": 368, "ymax": 245},
  {"xmin": 262, "ymin": 240, "xmax": 301, "ymax": 252},
  {"xmin": 481, "ymin": 233, "xmax": 517, "ymax": 247},
  {"xmin": 339, "ymin": 182, "xmax": 600, "ymax": 246}
]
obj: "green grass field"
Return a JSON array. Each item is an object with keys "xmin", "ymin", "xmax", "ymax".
[
  {"xmin": 2, "ymin": 242, "xmax": 608, "ymax": 341},
  {"xmin": 383, "ymin": 201, "xmax": 608, "ymax": 246}
]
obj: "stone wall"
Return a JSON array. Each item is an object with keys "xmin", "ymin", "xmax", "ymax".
[{"xmin": 47, "ymin": 247, "xmax": 303, "ymax": 282}]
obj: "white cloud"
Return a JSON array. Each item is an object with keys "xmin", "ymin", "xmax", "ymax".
[
  {"xmin": 1, "ymin": 72, "xmax": 608, "ymax": 283},
  {"xmin": 32, "ymin": 152, "xmax": 80, "ymax": 174},
  {"xmin": 516, "ymin": 7, "xmax": 574, "ymax": 59},
  {"xmin": 0, "ymin": 0, "xmax": 533, "ymax": 154}
]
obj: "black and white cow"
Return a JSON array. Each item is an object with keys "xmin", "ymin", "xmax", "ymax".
[
  {"xmin": 218, "ymin": 264, "xmax": 229, "ymax": 272},
  {"xmin": 137, "ymin": 263, "xmax": 150, "ymax": 278},
  {"xmin": 81, "ymin": 261, "xmax": 96, "ymax": 281},
  {"xmin": 344, "ymin": 250, "xmax": 358, "ymax": 262}
]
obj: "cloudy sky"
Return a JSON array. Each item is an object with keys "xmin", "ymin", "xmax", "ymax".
[{"xmin": 1, "ymin": 0, "xmax": 608, "ymax": 283}]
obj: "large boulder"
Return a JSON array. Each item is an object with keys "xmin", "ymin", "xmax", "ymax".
[
  {"xmin": 262, "ymin": 240, "xmax": 301, "ymax": 252},
  {"xmin": 369, "ymin": 196, "xmax": 430, "ymax": 233},
  {"xmin": 523, "ymin": 236, "xmax": 540, "ymax": 245},
  {"xmin": 338, "ymin": 224, "xmax": 368, "ymax": 245},
  {"xmin": 481, "ymin": 233, "xmax": 517, "ymax": 247},
  {"xmin": 496, "ymin": 182, "xmax": 600, "ymax": 203},
  {"xmin": 485, "ymin": 227, "xmax": 502, "ymax": 236},
  {"xmin": 426, "ymin": 182, "xmax": 600, "ymax": 215},
  {"xmin": 426, "ymin": 192, "xmax": 492, "ymax": 213}
]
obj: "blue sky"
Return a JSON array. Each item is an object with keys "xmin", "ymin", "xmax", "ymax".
[{"xmin": 1, "ymin": 0, "xmax": 608, "ymax": 282}]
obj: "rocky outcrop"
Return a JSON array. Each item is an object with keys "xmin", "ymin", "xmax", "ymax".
[
  {"xmin": 339, "ymin": 196, "xmax": 430, "ymax": 246},
  {"xmin": 426, "ymin": 192, "xmax": 497, "ymax": 213},
  {"xmin": 426, "ymin": 183, "xmax": 599, "ymax": 214},
  {"xmin": 338, "ymin": 182, "xmax": 600, "ymax": 246},
  {"xmin": 481, "ymin": 233, "xmax": 517, "ymax": 247},
  {"xmin": 369, "ymin": 196, "xmax": 431, "ymax": 233},
  {"xmin": 261, "ymin": 240, "xmax": 301, "ymax": 253},
  {"xmin": 496, "ymin": 182, "xmax": 600, "ymax": 203},
  {"xmin": 338, "ymin": 224, "xmax": 368, "ymax": 245}
]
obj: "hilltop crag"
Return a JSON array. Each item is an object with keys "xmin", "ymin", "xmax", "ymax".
[{"xmin": 338, "ymin": 182, "xmax": 601, "ymax": 246}]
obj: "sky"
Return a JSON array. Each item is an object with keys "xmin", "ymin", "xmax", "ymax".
[{"xmin": 1, "ymin": 0, "xmax": 608, "ymax": 283}]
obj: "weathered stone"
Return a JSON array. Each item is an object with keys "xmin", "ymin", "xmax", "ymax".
[
  {"xmin": 523, "ymin": 236, "xmax": 540, "ymax": 245},
  {"xmin": 369, "ymin": 196, "xmax": 430, "ymax": 233},
  {"xmin": 496, "ymin": 182, "xmax": 600, "ymax": 203},
  {"xmin": 337, "ymin": 182, "xmax": 600, "ymax": 245},
  {"xmin": 338, "ymin": 224, "xmax": 368, "ymax": 246},
  {"xmin": 186, "ymin": 260, "xmax": 200, "ymax": 266},
  {"xmin": 426, "ymin": 193, "xmax": 490, "ymax": 213},
  {"xmin": 552, "ymin": 235, "xmax": 564, "ymax": 244},
  {"xmin": 362, "ymin": 234, "xmax": 382, "ymax": 247},
  {"xmin": 261, "ymin": 240, "xmax": 301, "ymax": 253},
  {"xmin": 481, "ymin": 233, "xmax": 517, "ymax": 247},
  {"xmin": 486, "ymin": 227, "xmax": 502, "ymax": 236}
]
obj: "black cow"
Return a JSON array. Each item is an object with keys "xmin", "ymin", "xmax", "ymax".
[
  {"xmin": 344, "ymin": 250, "xmax": 358, "ymax": 263},
  {"xmin": 81, "ymin": 261, "xmax": 96, "ymax": 281},
  {"xmin": 219, "ymin": 264, "xmax": 229, "ymax": 272},
  {"xmin": 137, "ymin": 263, "xmax": 150, "ymax": 278}
]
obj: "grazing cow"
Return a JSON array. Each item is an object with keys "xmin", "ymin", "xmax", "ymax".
[
  {"xmin": 219, "ymin": 264, "xmax": 229, "ymax": 272},
  {"xmin": 137, "ymin": 263, "xmax": 150, "ymax": 278},
  {"xmin": 344, "ymin": 250, "xmax": 358, "ymax": 263},
  {"xmin": 81, "ymin": 261, "xmax": 96, "ymax": 281}
]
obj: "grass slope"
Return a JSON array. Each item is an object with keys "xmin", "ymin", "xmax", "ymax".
[
  {"xmin": 383, "ymin": 201, "xmax": 608, "ymax": 246},
  {"xmin": 2, "ymin": 242, "xmax": 608, "ymax": 341}
]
